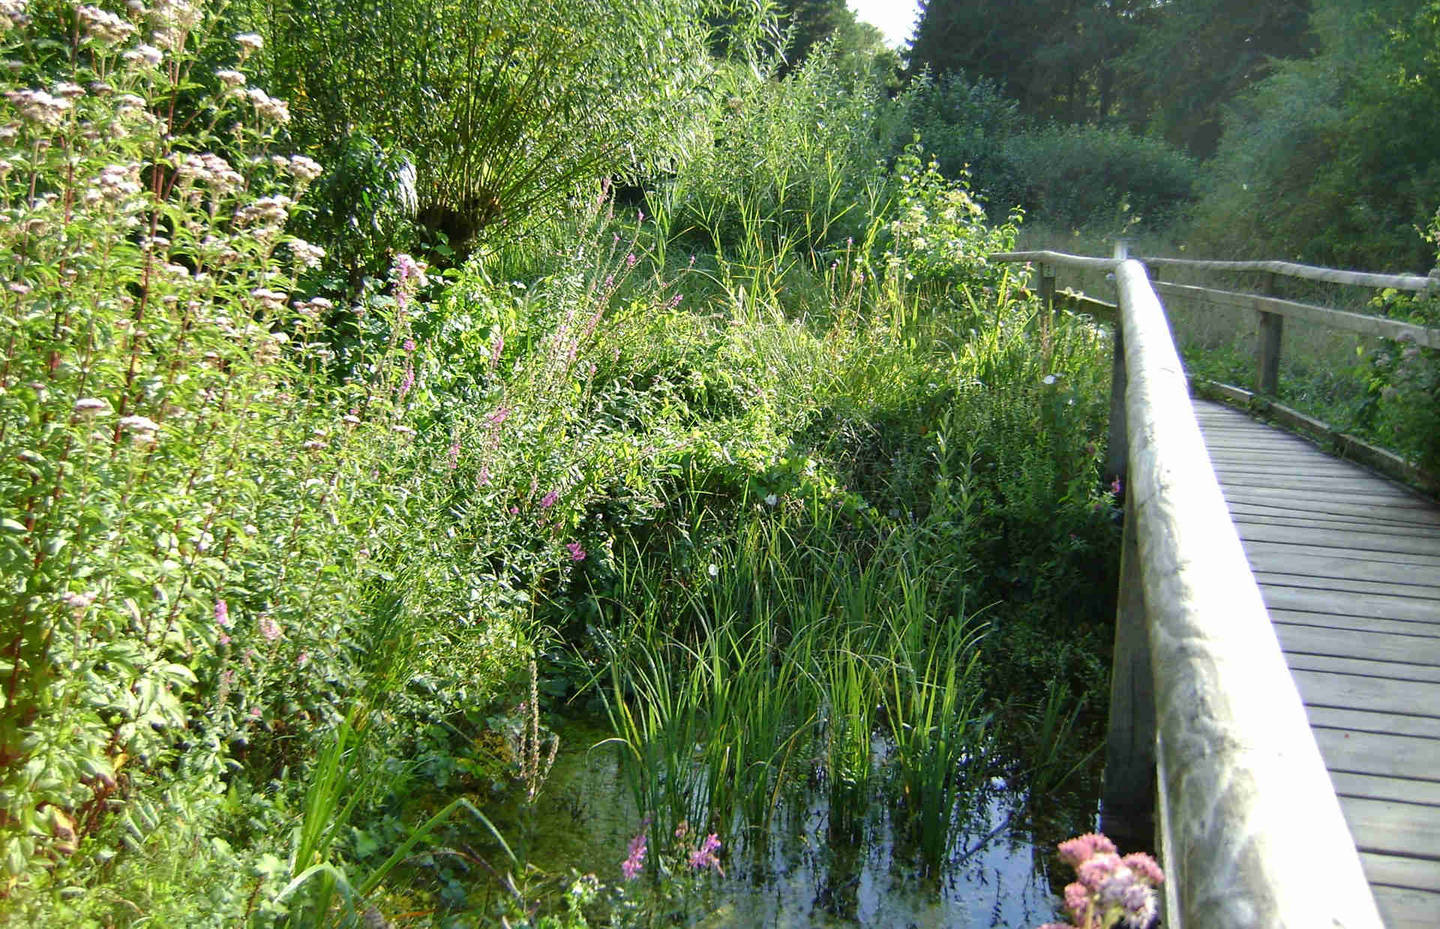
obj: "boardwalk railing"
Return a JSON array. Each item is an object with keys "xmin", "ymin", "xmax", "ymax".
[
  {"xmin": 1020, "ymin": 251, "xmax": 1440, "ymax": 494},
  {"xmin": 992, "ymin": 248, "xmax": 1384, "ymax": 928}
]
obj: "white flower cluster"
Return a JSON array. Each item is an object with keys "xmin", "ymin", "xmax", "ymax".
[
  {"xmin": 122, "ymin": 44, "xmax": 163, "ymax": 67},
  {"xmin": 249, "ymin": 287, "xmax": 288, "ymax": 312},
  {"xmin": 234, "ymin": 194, "xmax": 292, "ymax": 229},
  {"xmin": 4, "ymin": 89, "xmax": 71, "ymax": 128},
  {"xmin": 244, "ymin": 88, "xmax": 289, "ymax": 124},
  {"xmin": 287, "ymin": 238, "xmax": 324, "ymax": 269},
  {"xmin": 78, "ymin": 5, "xmax": 135, "ymax": 44},
  {"xmin": 89, "ymin": 162, "xmax": 143, "ymax": 204},
  {"xmin": 175, "ymin": 151, "xmax": 244, "ymax": 195},
  {"xmin": 0, "ymin": 0, "xmax": 28, "ymax": 32},
  {"xmin": 215, "ymin": 69, "xmax": 245, "ymax": 89},
  {"xmin": 270, "ymin": 154, "xmax": 322, "ymax": 182},
  {"xmin": 150, "ymin": 0, "xmax": 201, "ymax": 50}
]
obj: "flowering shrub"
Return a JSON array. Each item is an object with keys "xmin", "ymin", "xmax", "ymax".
[
  {"xmin": 1039, "ymin": 833, "xmax": 1165, "ymax": 929},
  {"xmin": 886, "ymin": 144, "xmax": 1019, "ymax": 294}
]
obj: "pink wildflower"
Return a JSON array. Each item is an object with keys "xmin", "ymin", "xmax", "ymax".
[
  {"xmin": 490, "ymin": 334, "xmax": 504, "ymax": 366},
  {"xmin": 621, "ymin": 832, "xmax": 647, "ymax": 880},
  {"xmin": 668, "ymin": 293, "xmax": 682, "ymax": 308},
  {"xmin": 403, "ymin": 338, "xmax": 416, "ymax": 352},
  {"xmin": 688, "ymin": 833, "xmax": 722, "ymax": 873},
  {"xmin": 479, "ymin": 465, "xmax": 491, "ymax": 486},
  {"xmin": 625, "ymin": 253, "xmax": 637, "ymax": 268},
  {"xmin": 487, "ymin": 407, "xmax": 509, "ymax": 426},
  {"xmin": 1122, "ymin": 853, "xmax": 1163, "ymax": 885},
  {"xmin": 1058, "ymin": 833, "xmax": 1116, "ymax": 867},
  {"xmin": 448, "ymin": 439, "xmax": 461, "ymax": 470},
  {"xmin": 258, "ymin": 615, "xmax": 282, "ymax": 642},
  {"xmin": 1063, "ymin": 882, "xmax": 1090, "ymax": 920},
  {"xmin": 215, "ymin": 599, "xmax": 231, "ymax": 628},
  {"xmin": 566, "ymin": 541, "xmax": 585, "ymax": 562},
  {"xmin": 508, "ymin": 506, "xmax": 519, "ymax": 515},
  {"xmin": 1076, "ymin": 853, "xmax": 1121, "ymax": 891},
  {"xmin": 1110, "ymin": 477, "xmax": 1123, "ymax": 497},
  {"xmin": 540, "ymin": 490, "xmax": 558, "ymax": 509}
]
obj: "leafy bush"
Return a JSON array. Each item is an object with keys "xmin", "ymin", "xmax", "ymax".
[
  {"xmin": 241, "ymin": 0, "xmax": 714, "ymax": 262},
  {"xmin": 1001, "ymin": 124, "xmax": 1197, "ymax": 233},
  {"xmin": 895, "ymin": 70, "xmax": 1027, "ymax": 211},
  {"xmin": 663, "ymin": 41, "xmax": 901, "ymax": 257}
]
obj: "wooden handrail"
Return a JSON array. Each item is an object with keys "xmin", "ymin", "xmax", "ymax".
[
  {"xmin": 1111, "ymin": 259, "xmax": 1380, "ymax": 928},
  {"xmin": 1139, "ymin": 256, "xmax": 1440, "ymax": 292},
  {"xmin": 1153, "ymin": 280, "xmax": 1440, "ymax": 348},
  {"xmin": 992, "ymin": 249, "xmax": 1385, "ymax": 927}
]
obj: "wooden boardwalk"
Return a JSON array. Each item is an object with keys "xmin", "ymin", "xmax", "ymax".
[{"xmin": 1194, "ymin": 399, "xmax": 1440, "ymax": 928}]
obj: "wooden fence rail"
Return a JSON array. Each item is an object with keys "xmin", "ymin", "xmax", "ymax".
[{"xmin": 992, "ymin": 248, "xmax": 1384, "ymax": 928}]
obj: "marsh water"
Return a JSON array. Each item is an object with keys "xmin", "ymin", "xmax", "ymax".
[{"xmin": 479, "ymin": 717, "xmax": 1097, "ymax": 927}]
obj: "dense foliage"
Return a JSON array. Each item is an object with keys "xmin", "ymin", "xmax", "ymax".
[{"xmin": 1, "ymin": 1, "xmax": 1119, "ymax": 926}]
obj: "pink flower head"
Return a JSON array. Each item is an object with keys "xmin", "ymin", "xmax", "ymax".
[
  {"xmin": 508, "ymin": 506, "xmax": 519, "ymax": 515},
  {"xmin": 1057, "ymin": 832, "xmax": 1117, "ymax": 867},
  {"xmin": 636, "ymin": 211, "xmax": 644, "ymax": 223},
  {"xmin": 566, "ymin": 541, "xmax": 586, "ymax": 562},
  {"xmin": 487, "ymin": 407, "xmax": 509, "ymax": 426},
  {"xmin": 403, "ymin": 338, "xmax": 416, "ymax": 352},
  {"xmin": 490, "ymin": 333, "xmax": 504, "ymax": 366},
  {"xmin": 258, "ymin": 615, "xmax": 282, "ymax": 642},
  {"xmin": 1121, "ymin": 852, "xmax": 1164, "ymax": 885},
  {"xmin": 688, "ymin": 833, "xmax": 722, "ymax": 872},
  {"xmin": 540, "ymin": 490, "xmax": 558, "ymax": 509},
  {"xmin": 478, "ymin": 465, "xmax": 491, "ymax": 486},
  {"xmin": 668, "ymin": 293, "xmax": 682, "ymax": 308},
  {"xmin": 621, "ymin": 832, "xmax": 647, "ymax": 880},
  {"xmin": 215, "ymin": 599, "xmax": 231, "ymax": 628},
  {"xmin": 625, "ymin": 253, "xmax": 637, "ymax": 268},
  {"xmin": 1076, "ymin": 852, "xmax": 1121, "ymax": 891},
  {"xmin": 1063, "ymin": 882, "xmax": 1090, "ymax": 920}
]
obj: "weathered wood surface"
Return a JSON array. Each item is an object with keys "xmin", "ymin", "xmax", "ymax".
[
  {"xmin": 1114, "ymin": 260, "xmax": 1381, "ymax": 929},
  {"xmin": 1140, "ymin": 256, "xmax": 1440, "ymax": 292},
  {"xmin": 1195, "ymin": 399, "xmax": 1440, "ymax": 929},
  {"xmin": 1153, "ymin": 280, "xmax": 1440, "ymax": 348}
]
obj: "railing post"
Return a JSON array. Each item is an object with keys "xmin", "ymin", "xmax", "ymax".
[
  {"xmin": 1255, "ymin": 271, "xmax": 1283, "ymax": 395},
  {"xmin": 1101, "ymin": 502, "xmax": 1155, "ymax": 851},
  {"xmin": 1037, "ymin": 262, "xmax": 1056, "ymax": 361},
  {"xmin": 1104, "ymin": 242, "xmax": 1129, "ymax": 485}
]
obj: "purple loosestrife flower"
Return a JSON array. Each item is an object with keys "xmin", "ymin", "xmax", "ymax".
[
  {"xmin": 403, "ymin": 338, "xmax": 416, "ymax": 352},
  {"xmin": 540, "ymin": 490, "xmax": 558, "ymax": 509},
  {"xmin": 258, "ymin": 615, "xmax": 282, "ymax": 642},
  {"xmin": 688, "ymin": 833, "xmax": 722, "ymax": 873},
  {"xmin": 566, "ymin": 542, "xmax": 585, "ymax": 562},
  {"xmin": 487, "ymin": 407, "xmax": 509, "ymax": 426},
  {"xmin": 621, "ymin": 832, "xmax": 647, "ymax": 880}
]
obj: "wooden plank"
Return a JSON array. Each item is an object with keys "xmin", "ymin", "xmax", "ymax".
[
  {"xmin": 1234, "ymin": 509, "xmax": 1440, "ymax": 539},
  {"xmin": 1258, "ymin": 571, "xmax": 1440, "ymax": 601},
  {"xmin": 1296, "ymin": 669, "xmax": 1440, "ymax": 718},
  {"xmin": 1334, "ymin": 772, "xmax": 1440, "ymax": 807},
  {"xmin": 1370, "ymin": 885, "xmax": 1440, "ymax": 929},
  {"xmin": 1262, "ymin": 586, "xmax": 1440, "ymax": 623},
  {"xmin": 1215, "ymin": 469, "xmax": 1422, "ymax": 496},
  {"xmin": 1224, "ymin": 493, "xmax": 1440, "ymax": 528},
  {"xmin": 1140, "ymin": 256, "xmax": 1440, "ymax": 292},
  {"xmin": 1234, "ymin": 512, "xmax": 1440, "ymax": 540},
  {"xmin": 1245, "ymin": 541, "xmax": 1440, "ymax": 577},
  {"xmin": 1234, "ymin": 524, "xmax": 1440, "ymax": 562},
  {"xmin": 1339, "ymin": 796, "xmax": 1440, "ymax": 860},
  {"xmin": 1231, "ymin": 501, "xmax": 1440, "ymax": 531},
  {"xmin": 1276, "ymin": 610, "xmax": 1440, "ymax": 642},
  {"xmin": 1311, "ymin": 727, "xmax": 1440, "ymax": 778},
  {"xmin": 1287, "ymin": 653, "xmax": 1440, "ymax": 684},
  {"xmin": 1308, "ymin": 705, "xmax": 1440, "ymax": 739},
  {"xmin": 1275, "ymin": 624, "xmax": 1440, "ymax": 667},
  {"xmin": 1359, "ymin": 852, "xmax": 1440, "ymax": 893},
  {"xmin": 1223, "ymin": 485, "xmax": 1437, "ymax": 513}
]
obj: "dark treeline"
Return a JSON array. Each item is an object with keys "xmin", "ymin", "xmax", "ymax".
[{"xmin": 898, "ymin": 0, "xmax": 1440, "ymax": 271}]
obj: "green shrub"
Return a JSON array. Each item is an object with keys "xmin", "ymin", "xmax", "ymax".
[{"xmin": 1001, "ymin": 124, "xmax": 1197, "ymax": 233}]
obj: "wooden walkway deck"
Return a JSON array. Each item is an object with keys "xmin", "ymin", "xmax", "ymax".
[{"xmin": 1194, "ymin": 399, "xmax": 1440, "ymax": 928}]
